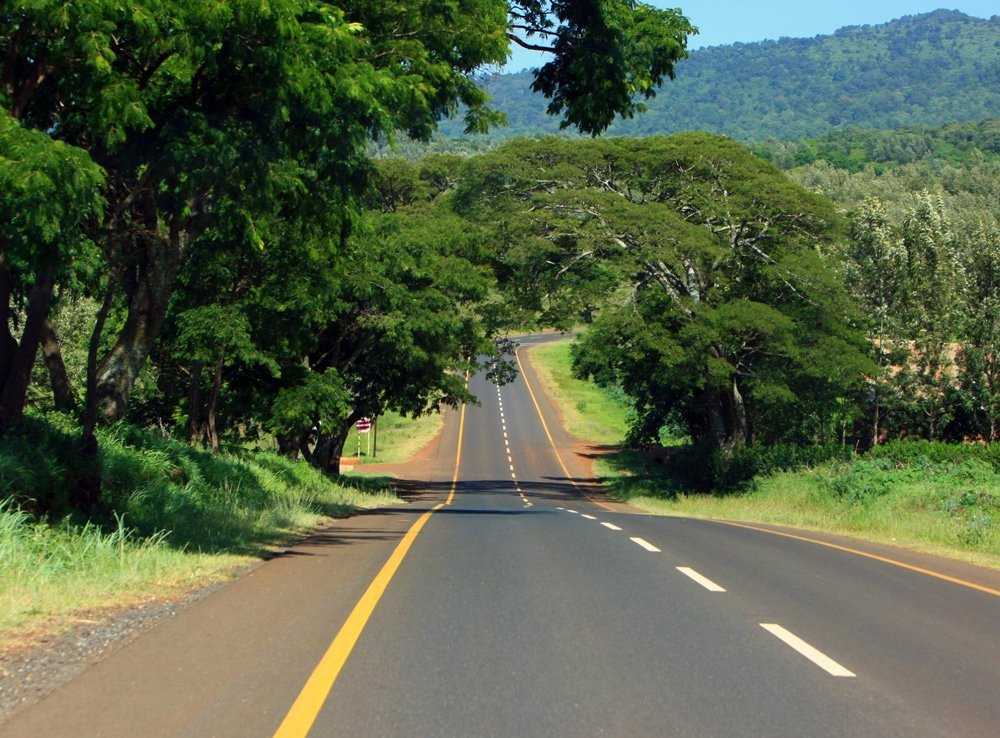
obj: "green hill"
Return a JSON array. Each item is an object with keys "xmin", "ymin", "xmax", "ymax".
[{"xmin": 439, "ymin": 10, "xmax": 999, "ymax": 142}]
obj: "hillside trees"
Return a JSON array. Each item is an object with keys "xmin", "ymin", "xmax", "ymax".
[
  {"xmin": 438, "ymin": 11, "xmax": 1000, "ymax": 141},
  {"xmin": 788, "ymin": 136, "xmax": 1000, "ymax": 442},
  {"xmin": 458, "ymin": 134, "xmax": 872, "ymax": 448}
]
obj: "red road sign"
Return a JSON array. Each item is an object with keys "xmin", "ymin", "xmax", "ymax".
[{"xmin": 356, "ymin": 418, "xmax": 372, "ymax": 433}]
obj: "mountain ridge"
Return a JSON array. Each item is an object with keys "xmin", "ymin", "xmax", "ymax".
[{"xmin": 439, "ymin": 10, "xmax": 1000, "ymax": 142}]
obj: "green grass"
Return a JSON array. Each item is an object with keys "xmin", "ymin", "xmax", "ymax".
[
  {"xmin": 526, "ymin": 341, "xmax": 631, "ymax": 447},
  {"xmin": 0, "ymin": 414, "xmax": 398, "ymax": 640},
  {"xmin": 342, "ymin": 410, "xmax": 444, "ymax": 467},
  {"xmin": 527, "ymin": 337, "xmax": 1000, "ymax": 569}
]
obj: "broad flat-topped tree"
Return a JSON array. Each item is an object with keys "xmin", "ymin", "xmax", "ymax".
[{"xmin": 458, "ymin": 134, "xmax": 872, "ymax": 448}]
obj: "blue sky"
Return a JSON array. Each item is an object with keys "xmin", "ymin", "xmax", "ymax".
[{"xmin": 504, "ymin": 2, "xmax": 999, "ymax": 70}]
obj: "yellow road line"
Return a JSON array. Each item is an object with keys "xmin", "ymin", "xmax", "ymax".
[
  {"xmin": 447, "ymin": 400, "xmax": 467, "ymax": 505},
  {"xmin": 717, "ymin": 520, "xmax": 1000, "ymax": 598},
  {"xmin": 272, "ymin": 504, "xmax": 443, "ymax": 738},
  {"xmin": 515, "ymin": 346, "xmax": 615, "ymax": 513},
  {"xmin": 273, "ymin": 370, "xmax": 470, "ymax": 738}
]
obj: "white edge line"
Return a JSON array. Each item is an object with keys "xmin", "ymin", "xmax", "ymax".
[
  {"xmin": 630, "ymin": 537, "xmax": 661, "ymax": 553},
  {"xmin": 760, "ymin": 624, "xmax": 856, "ymax": 677},
  {"xmin": 676, "ymin": 567, "xmax": 726, "ymax": 592},
  {"xmin": 601, "ymin": 522, "xmax": 622, "ymax": 531}
]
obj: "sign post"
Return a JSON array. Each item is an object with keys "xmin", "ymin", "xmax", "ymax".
[{"xmin": 356, "ymin": 417, "xmax": 372, "ymax": 458}]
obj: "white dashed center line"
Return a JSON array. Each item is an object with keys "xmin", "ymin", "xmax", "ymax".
[
  {"xmin": 630, "ymin": 537, "xmax": 661, "ymax": 553},
  {"xmin": 567, "ymin": 510, "xmax": 579, "ymax": 514},
  {"xmin": 677, "ymin": 567, "xmax": 726, "ymax": 592},
  {"xmin": 760, "ymin": 624, "xmax": 856, "ymax": 677},
  {"xmin": 581, "ymin": 514, "xmax": 597, "ymax": 520},
  {"xmin": 601, "ymin": 522, "xmax": 622, "ymax": 531}
]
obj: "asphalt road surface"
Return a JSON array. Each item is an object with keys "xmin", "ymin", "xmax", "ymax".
[{"xmin": 4, "ymin": 333, "xmax": 999, "ymax": 737}]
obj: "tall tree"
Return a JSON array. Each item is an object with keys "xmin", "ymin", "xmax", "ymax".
[
  {"xmin": 268, "ymin": 158, "xmax": 492, "ymax": 473},
  {"xmin": 0, "ymin": 111, "xmax": 103, "ymax": 427},
  {"xmin": 957, "ymin": 220, "xmax": 1000, "ymax": 440},
  {"xmin": 893, "ymin": 194, "xmax": 963, "ymax": 439},
  {"xmin": 847, "ymin": 196, "xmax": 905, "ymax": 444}
]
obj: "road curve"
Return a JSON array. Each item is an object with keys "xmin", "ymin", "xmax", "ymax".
[{"xmin": 4, "ymin": 333, "xmax": 999, "ymax": 737}]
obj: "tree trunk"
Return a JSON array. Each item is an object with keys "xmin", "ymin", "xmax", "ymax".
[
  {"xmin": 40, "ymin": 320, "xmax": 76, "ymax": 411},
  {"xmin": 95, "ymin": 231, "xmax": 181, "ymax": 421},
  {"xmin": 307, "ymin": 416, "xmax": 359, "ymax": 475},
  {"xmin": 0, "ymin": 244, "xmax": 17, "ymax": 390},
  {"xmin": 326, "ymin": 419, "xmax": 357, "ymax": 476},
  {"xmin": 701, "ymin": 379, "xmax": 749, "ymax": 450},
  {"xmin": 206, "ymin": 352, "xmax": 225, "ymax": 453},
  {"xmin": 703, "ymin": 389, "xmax": 728, "ymax": 448},
  {"xmin": 724, "ymin": 376, "xmax": 749, "ymax": 447},
  {"xmin": 276, "ymin": 431, "xmax": 302, "ymax": 458},
  {"xmin": 188, "ymin": 361, "xmax": 205, "ymax": 445},
  {"xmin": 74, "ymin": 279, "xmax": 116, "ymax": 512},
  {"xmin": 310, "ymin": 433, "xmax": 335, "ymax": 471},
  {"xmin": 0, "ymin": 266, "xmax": 55, "ymax": 427}
]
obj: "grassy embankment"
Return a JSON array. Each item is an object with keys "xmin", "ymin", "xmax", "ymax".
[
  {"xmin": 527, "ymin": 340, "xmax": 1000, "ymax": 569},
  {"xmin": 0, "ymin": 414, "xmax": 408, "ymax": 643}
]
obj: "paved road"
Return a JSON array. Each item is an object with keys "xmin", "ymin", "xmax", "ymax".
[{"xmin": 5, "ymin": 333, "xmax": 999, "ymax": 737}]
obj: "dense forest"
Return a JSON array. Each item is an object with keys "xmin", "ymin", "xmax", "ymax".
[{"xmin": 438, "ymin": 10, "xmax": 1000, "ymax": 141}]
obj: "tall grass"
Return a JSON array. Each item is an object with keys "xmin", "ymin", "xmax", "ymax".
[{"xmin": 0, "ymin": 414, "xmax": 398, "ymax": 638}]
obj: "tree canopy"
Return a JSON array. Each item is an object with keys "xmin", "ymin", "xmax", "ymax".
[
  {"xmin": 457, "ymin": 134, "xmax": 873, "ymax": 448},
  {"xmin": 1, "ymin": 0, "xmax": 697, "ymax": 505}
]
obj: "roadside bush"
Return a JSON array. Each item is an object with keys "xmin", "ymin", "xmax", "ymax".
[
  {"xmin": 1, "ymin": 413, "xmax": 395, "ymax": 553},
  {"xmin": 827, "ymin": 458, "xmax": 895, "ymax": 504},
  {"xmin": 0, "ymin": 413, "xmax": 80, "ymax": 515},
  {"xmin": 867, "ymin": 439, "xmax": 1000, "ymax": 470},
  {"xmin": 667, "ymin": 442, "xmax": 855, "ymax": 492}
]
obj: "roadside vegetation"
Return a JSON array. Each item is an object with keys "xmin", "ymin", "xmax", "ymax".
[
  {"xmin": 342, "ymin": 411, "xmax": 444, "ymax": 467},
  {"xmin": 527, "ymin": 340, "xmax": 1000, "ymax": 568},
  {"xmin": 0, "ymin": 414, "xmax": 398, "ymax": 640},
  {"xmin": 525, "ymin": 342, "xmax": 632, "ymax": 448}
]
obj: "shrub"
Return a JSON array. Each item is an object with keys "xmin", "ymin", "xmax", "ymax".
[
  {"xmin": 827, "ymin": 458, "xmax": 895, "ymax": 505},
  {"xmin": 666, "ymin": 442, "xmax": 854, "ymax": 492},
  {"xmin": 867, "ymin": 439, "xmax": 1000, "ymax": 470}
]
